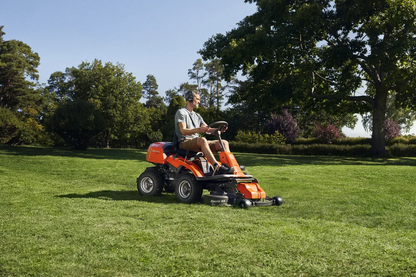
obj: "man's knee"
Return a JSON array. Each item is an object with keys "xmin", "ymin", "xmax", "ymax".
[{"xmin": 197, "ymin": 137, "xmax": 208, "ymax": 146}]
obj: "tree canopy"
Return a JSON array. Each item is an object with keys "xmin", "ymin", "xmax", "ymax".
[
  {"xmin": 0, "ymin": 26, "xmax": 46, "ymax": 145},
  {"xmin": 47, "ymin": 60, "xmax": 145, "ymax": 148},
  {"xmin": 200, "ymin": 0, "xmax": 416, "ymax": 156}
]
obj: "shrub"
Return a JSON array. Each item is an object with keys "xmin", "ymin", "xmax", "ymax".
[
  {"xmin": 384, "ymin": 119, "xmax": 401, "ymax": 140},
  {"xmin": 147, "ymin": 129, "xmax": 163, "ymax": 143},
  {"xmin": 388, "ymin": 144, "xmax": 416, "ymax": 157},
  {"xmin": 234, "ymin": 130, "xmax": 286, "ymax": 145},
  {"xmin": 295, "ymin": 138, "xmax": 321, "ymax": 145},
  {"xmin": 230, "ymin": 142, "xmax": 372, "ymax": 156},
  {"xmin": 314, "ymin": 123, "xmax": 343, "ymax": 144},
  {"xmin": 388, "ymin": 136, "xmax": 408, "ymax": 146},
  {"xmin": 268, "ymin": 110, "xmax": 300, "ymax": 144}
]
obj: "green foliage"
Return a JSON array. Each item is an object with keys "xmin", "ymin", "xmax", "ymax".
[
  {"xmin": 0, "ymin": 39, "xmax": 40, "ymax": 110},
  {"xmin": 201, "ymin": 0, "xmax": 416, "ymax": 157},
  {"xmin": 0, "ymin": 107, "xmax": 21, "ymax": 143},
  {"xmin": 230, "ymin": 142, "xmax": 373, "ymax": 156},
  {"xmin": 389, "ymin": 144, "xmax": 416, "ymax": 157},
  {"xmin": 235, "ymin": 130, "xmax": 285, "ymax": 145},
  {"xmin": 48, "ymin": 60, "xmax": 144, "ymax": 148},
  {"xmin": 161, "ymin": 94, "xmax": 186, "ymax": 141},
  {"xmin": 47, "ymin": 100, "xmax": 105, "ymax": 150},
  {"xmin": 147, "ymin": 129, "xmax": 163, "ymax": 143},
  {"xmin": 0, "ymin": 27, "xmax": 48, "ymax": 146},
  {"xmin": 143, "ymin": 74, "xmax": 164, "ymax": 109}
]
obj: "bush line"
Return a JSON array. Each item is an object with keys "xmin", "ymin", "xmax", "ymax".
[{"xmin": 230, "ymin": 142, "xmax": 416, "ymax": 157}]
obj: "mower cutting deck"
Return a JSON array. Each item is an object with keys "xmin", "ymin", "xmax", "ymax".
[{"xmin": 137, "ymin": 121, "xmax": 282, "ymax": 208}]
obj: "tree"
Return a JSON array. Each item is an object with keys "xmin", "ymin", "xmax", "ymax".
[
  {"xmin": 49, "ymin": 60, "xmax": 144, "ymax": 148},
  {"xmin": 201, "ymin": 0, "xmax": 416, "ymax": 157},
  {"xmin": 47, "ymin": 99, "xmax": 105, "ymax": 150},
  {"xmin": 362, "ymin": 94, "xmax": 416, "ymax": 133},
  {"xmin": 0, "ymin": 107, "xmax": 21, "ymax": 144},
  {"xmin": 0, "ymin": 26, "xmax": 47, "ymax": 145},
  {"xmin": 143, "ymin": 74, "xmax": 164, "ymax": 109},
  {"xmin": 188, "ymin": 59, "xmax": 206, "ymax": 91},
  {"xmin": 47, "ymin": 70, "xmax": 73, "ymax": 101},
  {"xmin": 203, "ymin": 59, "xmax": 225, "ymax": 110}
]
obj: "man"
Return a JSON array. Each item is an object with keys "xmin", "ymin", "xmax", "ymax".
[{"xmin": 174, "ymin": 90, "xmax": 232, "ymax": 174}]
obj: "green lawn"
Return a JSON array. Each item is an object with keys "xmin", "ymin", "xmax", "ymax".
[{"xmin": 1, "ymin": 145, "xmax": 415, "ymax": 276}]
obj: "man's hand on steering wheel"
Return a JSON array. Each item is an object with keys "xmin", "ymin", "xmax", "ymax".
[
  {"xmin": 207, "ymin": 121, "xmax": 228, "ymax": 136},
  {"xmin": 220, "ymin": 125, "xmax": 228, "ymax": 132}
]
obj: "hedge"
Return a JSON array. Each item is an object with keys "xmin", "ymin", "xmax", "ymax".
[{"xmin": 229, "ymin": 142, "xmax": 416, "ymax": 157}]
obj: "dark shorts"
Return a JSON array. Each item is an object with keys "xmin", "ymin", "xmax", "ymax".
[{"xmin": 179, "ymin": 137, "xmax": 218, "ymax": 153}]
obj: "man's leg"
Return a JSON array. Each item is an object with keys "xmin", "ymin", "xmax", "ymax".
[
  {"xmin": 181, "ymin": 137, "xmax": 232, "ymax": 174},
  {"xmin": 197, "ymin": 137, "xmax": 217, "ymax": 165},
  {"xmin": 214, "ymin": 139, "xmax": 230, "ymax": 152}
]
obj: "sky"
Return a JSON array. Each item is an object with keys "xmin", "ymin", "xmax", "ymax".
[
  {"xmin": 2, "ymin": 1, "xmax": 412, "ymax": 138},
  {"xmin": 2, "ymin": 0, "xmax": 257, "ymax": 91}
]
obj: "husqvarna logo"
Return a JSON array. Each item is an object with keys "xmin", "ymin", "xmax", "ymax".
[
  {"xmin": 210, "ymin": 199, "xmax": 226, "ymax": 204},
  {"xmin": 152, "ymin": 149, "xmax": 160, "ymax": 154}
]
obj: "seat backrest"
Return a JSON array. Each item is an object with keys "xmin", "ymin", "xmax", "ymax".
[{"xmin": 173, "ymin": 131, "xmax": 179, "ymax": 151}]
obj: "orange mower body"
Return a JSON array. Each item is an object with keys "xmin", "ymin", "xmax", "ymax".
[{"xmin": 138, "ymin": 141, "xmax": 282, "ymax": 208}]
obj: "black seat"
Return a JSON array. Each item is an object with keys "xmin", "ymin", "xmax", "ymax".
[{"xmin": 161, "ymin": 142, "xmax": 175, "ymax": 156}]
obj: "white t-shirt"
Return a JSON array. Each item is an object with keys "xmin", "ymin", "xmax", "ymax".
[{"xmin": 174, "ymin": 107, "xmax": 206, "ymax": 142}]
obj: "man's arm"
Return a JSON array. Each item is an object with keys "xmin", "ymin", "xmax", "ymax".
[{"xmin": 178, "ymin": 122, "xmax": 209, "ymax": 136}]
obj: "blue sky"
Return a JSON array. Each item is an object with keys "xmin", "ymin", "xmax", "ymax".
[
  {"xmin": 3, "ymin": 1, "xmax": 408, "ymax": 137},
  {"xmin": 2, "ymin": 0, "xmax": 256, "ymax": 92}
]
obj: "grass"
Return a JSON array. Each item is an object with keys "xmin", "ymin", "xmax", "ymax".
[{"xmin": 0, "ymin": 145, "xmax": 415, "ymax": 276}]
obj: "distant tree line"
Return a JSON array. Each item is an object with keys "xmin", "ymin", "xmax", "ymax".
[{"xmin": 2, "ymin": 0, "xmax": 416, "ymax": 158}]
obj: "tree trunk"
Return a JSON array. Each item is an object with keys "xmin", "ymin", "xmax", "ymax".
[
  {"xmin": 104, "ymin": 130, "xmax": 110, "ymax": 148},
  {"xmin": 371, "ymin": 89, "xmax": 388, "ymax": 157}
]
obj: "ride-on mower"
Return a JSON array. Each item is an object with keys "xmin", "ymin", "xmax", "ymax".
[{"xmin": 137, "ymin": 121, "xmax": 283, "ymax": 208}]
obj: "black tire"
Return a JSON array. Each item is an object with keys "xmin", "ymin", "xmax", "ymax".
[
  {"xmin": 175, "ymin": 173, "xmax": 203, "ymax": 203},
  {"xmin": 273, "ymin": 196, "xmax": 283, "ymax": 206},
  {"xmin": 137, "ymin": 168, "xmax": 163, "ymax": 196},
  {"xmin": 238, "ymin": 199, "xmax": 252, "ymax": 209}
]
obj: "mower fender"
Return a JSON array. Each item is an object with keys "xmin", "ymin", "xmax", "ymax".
[
  {"xmin": 237, "ymin": 182, "xmax": 266, "ymax": 199},
  {"xmin": 166, "ymin": 155, "xmax": 204, "ymax": 178}
]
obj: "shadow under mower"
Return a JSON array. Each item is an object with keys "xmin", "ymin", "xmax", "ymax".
[{"xmin": 137, "ymin": 121, "xmax": 283, "ymax": 208}]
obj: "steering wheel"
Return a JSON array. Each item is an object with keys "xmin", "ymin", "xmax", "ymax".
[
  {"xmin": 208, "ymin": 121, "xmax": 228, "ymax": 132},
  {"xmin": 207, "ymin": 121, "xmax": 228, "ymax": 152}
]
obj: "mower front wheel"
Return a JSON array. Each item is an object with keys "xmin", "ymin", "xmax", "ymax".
[
  {"xmin": 137, "ymin": 168, "xmax": 163, "ymax": 196},
  {"xmin": 175, "ymin": 173, "xmax": 203, "ymax": 203}
]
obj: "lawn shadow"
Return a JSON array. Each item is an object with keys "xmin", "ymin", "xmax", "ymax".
[
  {"xmin": 0, "ymin": 145, "xmax": 147, "ymax": 161},
  {"xmin": 57, "ymin": 190, "xmax": 180, "ymax": 204}
]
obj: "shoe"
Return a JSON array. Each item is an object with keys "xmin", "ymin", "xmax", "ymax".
[{"xmin": 214, "ymin": 164, "xmax": 234, "ymax": 175}]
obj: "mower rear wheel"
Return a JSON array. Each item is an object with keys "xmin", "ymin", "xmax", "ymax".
[
  {"xmin": 273, "ymin": 196, "xmax": 283, "ymax": 206},
  {"xmin": 137, "ymin": 168, "xmax": 163, "ymax": 196},
  {"xmin": 175, "ymin": 173, "xmax": 203, "ymax": 203}
]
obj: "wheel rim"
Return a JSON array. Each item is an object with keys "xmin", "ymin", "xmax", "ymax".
[
  {"xmin": 140, "ymin": 176, "xmax": 154, "ymax": 193},
  {"xmin": 178, "ymin": 180, "xmax": 192, "ymax": 199}
]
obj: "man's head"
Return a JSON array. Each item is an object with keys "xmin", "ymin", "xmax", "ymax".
[{"xmin": 185, "ymin": 90, "xmax": 201, "ymax": 108}]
